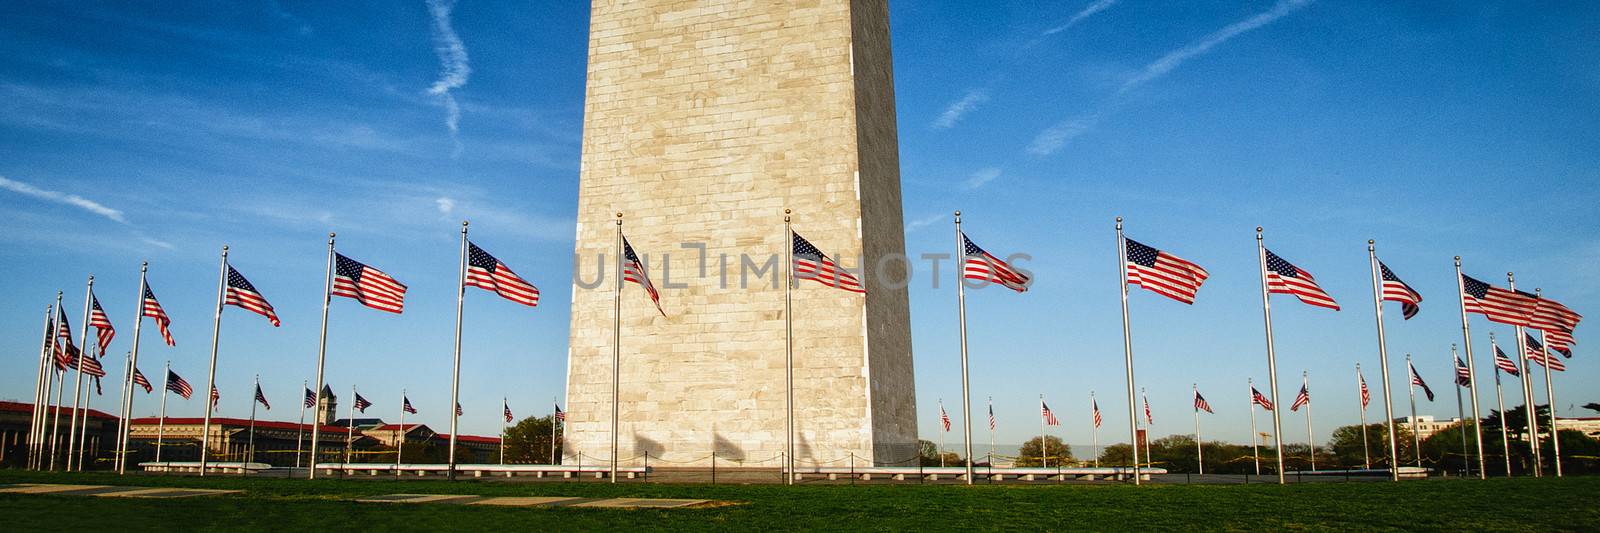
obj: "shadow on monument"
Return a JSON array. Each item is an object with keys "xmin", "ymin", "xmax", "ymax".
[{"xmin": 713, "ymin": 432, "xmax": 744, "ymax": 462}]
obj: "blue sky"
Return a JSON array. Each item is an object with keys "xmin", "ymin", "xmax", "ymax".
[{"xmin": 2, "ymin": 1, "xmax": 1597, "ymax": 449}]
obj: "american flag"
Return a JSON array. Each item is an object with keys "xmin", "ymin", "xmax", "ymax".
[
  {"xmin": 89, "ymin": 292, "xmax": 115, "ymax": 353},
  {"xmin": 940, "ymin": 403, "xmax": 951, "ymax": 431},
  {"xmin": 1459, "ymin": 274, "xmax": 1536, "ymax": 327},
  {"xmin": 1264, "ymin": 249, "xmax": 1340, "ymax": 310},
  {"xmin": 622, "ymin": 237, "xmax": 665, "ymax": 316},
  {"xmin": 504, "ymin": 401, "xmax": 514, "ymax": 423},
  {"xmin": 166, "ymin": 370, "xmax": 193, "ymax": 399},
  {"xmin": 225, "ymin": 266, "xmax": 280, "ymax": 327},
  {"xmin": 554, "ymin": 403, "xmax": 565, "ymax": 422},
  {"xmin": 354, "ymin": 391, "xmax": 373, "ymax": 413},
  {"xmin": 254, "ymin": 384, "xmax": 271, "ymax": 410},
  {"xmin": 1194, "ymin": 389, "xmax": 1214, "ymax": 414},
  {"xmin": 1143, "ymin": 394, "xmax": 1153, "ymax": 424},
  {"xmin": 132, "ymin": 367, "xmax": 153, "ymax": 393},
  {"xmin": 54, "ymin": 306, "xmax": 76, "ymax": 371},
  {"xmin": 142, "ymin": 284, "xmax": 176, "ymax": 346},
  {"xmin": 403, "ymin": 396, "xmax": 417, "ymax": 414},
  {"xmin": 987, "ymin": 400, "xmax": 996, "ymax": 431},
  {"xmin": 1378, "ymin": 261, "xmax": 1423, "ymax": 320},
  {"xmin": 210, "ymin": 385, "xmax": 220, "ymax": 407},
  {"xmin": 962, "ymin": 233, "xmax": 1031, "ymax": 292},
  {"xmin": 93, "ymin": 376, "xmax": 103, "ymax": 396},
  {"xmin": 1530, "ymin": 295, "xmax": 1580, "ymax": 356},
  {"xmin": 77, "ymin": 352, "xmax": 107, "ymax": 378},
  {"xmin": 1493, "ymin": 346, "xmax": 1521, "ymax": 376},
  {"xmin": 1091, "ymin": 400, "xmax": 1102, "ymax": 428},
  {"xmin": 303, "ymin": 387, "xmax": 317, "ymax": 408},
  {"xmin": 1454, "ymin": 355, "xmax": 1472, "ymax": 387},
  {"xmin": 456, "ymin": 402, "xmax": 463, "ymax": 416},
  {"xmin": 791, "ymin": 231, "xmax": 865, "ymax": 294},
  {"xmin": 1041, "ymin": 401, "xmax": 1060, "ymax": 426},
  {"xmin": 465, "ymin": 242, "xmax": 540, "ymax": 307},
  {"xmin": 332, "ymin": 253, "xmax": 408, "ymax": 314},
  {"xmin": 1525, "ymin": 333, "xmax": 1567, "ymax": 372},
  {"xmin": 1359, "ymin": 373, "xmax": 1370, "ymax": 409},
  {"xmin": 1290, "ymin": 384, "xmax": 1310, "ymax": 412},
  {"xmin": 1124, "ymin": 237, "xmax": 1209, "ymax": 304},
  {"xmin": 1409, "ymin": 363, "xmax": 1434, "ymax": 402},
  {"xmin": 1251, "ymin": 387, "xmax": 1275, "ymax": 411}
]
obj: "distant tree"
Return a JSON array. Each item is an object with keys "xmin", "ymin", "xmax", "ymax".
[
  {"xmin": 503, "ymin": 415, "xmax": 562, "ymax": 464},
  {"xmin": 1329, "ymin": 423, "xmax": 1413, "ymax": 469},
  {"xmin": 1013, "ymin": 436, "xmax": 1072, "ymax": 467}
]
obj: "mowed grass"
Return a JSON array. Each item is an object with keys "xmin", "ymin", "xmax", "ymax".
[{"xmin": 0, "ymin": 470, "xmax": 1596, "ymax": 531}]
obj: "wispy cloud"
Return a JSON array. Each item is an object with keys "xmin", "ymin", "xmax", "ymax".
[
  {"xmin": 435, "ymin": 196, "xmax": 456, "ymax": 216},
  {"xmin": 0, "ymin": 175, "xmax": 127, "ymax": 223},
  {"xmin": 904, "ymin": 213, "xmax": 946, "ymax": 233},
  {"xmin": 1027, "ymin": 117, "xmax": 1097, "ymax": 156},
  {"xmin": 933, "ymin": 89, "xmax": 989, "ymax": 130},
  {"xmin": 425, "ymin": 0, "xmax": 471, "ymax": 157},
  {"xmin": 965, "ymin": 167, "xmax": 1002, "ymax": 189},
  {"xmin": 1042, "ymin": 0, "xmax": 1120, "ymax": 35},
  {"xmin": 1121, "ymin": 0, "xmax": 1313, "ymax": 93}
]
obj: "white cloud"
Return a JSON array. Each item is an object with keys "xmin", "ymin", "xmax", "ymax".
[
  {"xmin": 965, "ymin": 167, "xmax": 1002, "ymax": 189},
  {"xmin": 1027, "ymin": 118, "xmax": 1097, "ymax": 156},
  {"xmin": 1121, "ymin": 0, "xmax": 1313, "ymax": 93},
  {"xmin": 435, "ymin": 196, "xmax": 456, "ymax": 216},
  {"xmin": 904, "ymin": 213, "xmax": 946, "ymax": 233},
  {"xmin": 1042, "ymin": 0, "xmax": 1119, "ymax": 35},
  {"xmin": 0, "ymin": 175, "xmax": 127, "ymax": 223},
  {"xmin": 933, "ymin": 89, "xmax": 989, "ymax": 130},
  {"xmin": 425, "ymin": 0, "xmax": 471, "ymax": 155}
]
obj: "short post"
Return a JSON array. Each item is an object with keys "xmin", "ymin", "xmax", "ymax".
[
  {"xmin": 710, "ymin": 451, "xmax": 716, "ymax": 484},
  {"xmin": 849, "ymin": 452, "xmax": 855, "ymax": 485}
]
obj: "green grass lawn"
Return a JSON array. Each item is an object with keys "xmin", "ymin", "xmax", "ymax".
[{"xmin": 1, "ymin": 470, "xmax": 1595, "ymax": 531}]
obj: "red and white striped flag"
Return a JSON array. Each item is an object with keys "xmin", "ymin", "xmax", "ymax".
[
  {"xmin": 1124, "ymin": 237, "xmax": 1209, "ymax": 304},
  {"xmin": 791, "ymin": 231, "xmax": 865, "ymax": 294},
  {"xmin": 1378, "ymin": 261, "xmax": 1423, "ymax": 319},
  {"xmin": 987, "ymin": 400, "xmax": 996, "ymax": 431},
  {"xmin": 940, "ymin": 403, "xmax": 951, "ymax": 432},
  {"xmin": 1459, "ymin": 274, "xmax": 1536, "ymax": 327},
  {"xmin": 142, "ymin": 284, "xmax": 176, "ymax": 346},
  {"xmin": 1041, "ymin": 401, "xmax": 1060, "ymax": 426},
  {"xmin": 1358, "ymin": 372, "xmax": 1370, "ymax": 410},
  {"xmin": 1251, "ymin": 387, "xmax": 1275, "ymax": 411},
  {"xmin": 1454, "ymin": 355, "xmax": 1472, "ymax": 387},
  {"xmin": 1530, "ymin": 295, "xmax": 1580, "ymax": 356},
  {"xmin": 254, "ymin": 384, "xmax": 272, "ymax": 410},
  {"xmin": 1493, "ymin": 346, "xmax": 1520, "ymax": 376},
  {"xmin": 1409, "ymin": 363, "xmax": 1434, "ymax": 402},
  {"xmin": 353, "ymin": 391, "xmax": 373, "ymax": 412},
  {"xmin": 166, "ymin": 370, "xmax": 193, "ymax": 399},
  {"xmin": 962, "ymin": 232, "xmax": 1031, "ymax": 292},
  {"xmin": 1091, "ymin": 400, "xmax": 1102, "ymax": 428},
  {"xmin": 1290, "ymin": 384, "xmax": 1310, "ymax": 412},
  {"xmin": 89, "ymin": 292, "xmax": 115, "ymax": 353},
  {"xmin": 1193, "ymin": 389, "xmax": 1213, "ymax": 414},
  {"xmin": 1143, "ymin": 393, "xmax": 1154, "ymax": 424},
  {"xmin": 465, "ymin": 242, "xmax": 540, "ymax": 307},
  {"xmin": 504, "ymin": 400, "xmax": 514, "ymax": 423},
  {"xmin": 1525, "ymin": 333, "xmax": 1567, "ymax": 372},
  {"xmin": 1264, "ymin": 249, "xmax": 1339, "ymax": 310},
  {"xmin": 54, "ymin": 306, "xmax": 76, "ymax": 371},
  {"xmin": 403, "ymin": 396, "xmax": 418, "ymax": 414},
  {"xmin": 622, "ymin": 237, "xmax": 665, "ymax": 316},
  {"xmin": 332, "ymin": 253, "xmax": 408, "ymax": 313},
  {"xmin": 132, "ymin": 367, "xmax": 153, "ymax": 393},
  {"xmin": 225, "ymin": 266, "xmax": 280, "ymax": 327},
  {"xmin": 554, "ymin": 403, "xmax": 565, "ymax": 422},
  {"xmin": 210, "ymin": 385, "xmax": 221, "ymax": 407}
]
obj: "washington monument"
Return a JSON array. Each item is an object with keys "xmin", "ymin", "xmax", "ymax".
[{"xmin": 564, "ymin": 0, "xmax": 917, "ymax": 467}]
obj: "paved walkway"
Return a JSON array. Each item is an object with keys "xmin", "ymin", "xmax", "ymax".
[{"xmin": 0, "ymin": 483, "xmax": 712, "ymax": 509}]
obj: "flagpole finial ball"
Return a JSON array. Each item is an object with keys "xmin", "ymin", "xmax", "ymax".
[
  {"xmin": 1368, "ymin": 239, "xmax": 1375, "ymax": 245},
  {"xmin": 954, "ymin": 210, "xmax": 961, "ymax": 217},
  {"xmin": 785, "ymin": 208, "xmax": 791, "ymax": 215},
  {"xmin": 1116, "ymin": 216, "xmax": 1122, "ymax": 222},
  {"xmin": 1256, "ymin": 226, "xmax": 1263, "ymax": 232},
  {"xmin": 328, "ymin": 232, "xmax": 336, "ymax": 239},
  {"xmin": 141, "ymin": 260, "xmax": 148, "ymax": 269}
]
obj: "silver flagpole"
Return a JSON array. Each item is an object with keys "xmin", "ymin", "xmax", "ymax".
[
  {"xmin": 1508, "ymin": 273, "xmax": 1540, "ymax": 476},
  {"xmin": 1304, "ymin": 372, "xmax": 1315, "ymax": 471},
  {"xmin": 199, "ymin": 246, "xmax": 229, "ymax": 476},
  {"xmin": 1038, "ymin": 394, "xmax": 1047, "ymax": 469},
  {"xmin": 938, "ymin": 399, "xmax": 946, "ymax": 468},
  {"xmin": 48, "ymin": 291, "xmax": 66, "ymax": 471},
  {"xmin": 309, "ymin": 233, "xmax": 335, "ymax": 479},
  {"xmin": 1451, "ymin": 345, "xmax": 1468, "ymax": 476},
  {"xmin": 1407, "ymin": 354, "xmax": 1420, "ymax": 468},
  {"xmin": 1536, "ymin": 289, "xmax": 1563, "ymax": 478},
  {"xmin": 345, "ymin": 385, "xmax": 354, "ymax": 469},
  {"xmin": 1453, "ymin": 257, "xmax": 1486, "ymax": 478},
  {"xmin": 1357, "ymin": 363, "xmax": 1369, "ymax": 470},
  {"xmin": 30, "ymin": 304, "xmax": 52, "ymax": 470},
  {"xmin": 988, "ymin": 396, "xmax": 995, "ymax": 467},
  {"xmin": 67, "ymin": 275, "xmax": 94, "ymax": 471},
  {"xmin": 1368, "ymin": 241, "xmax": 1399, "ymax": 481},
  {"xmin": 611, "ymin": 213, "xmax": 623, "ymax": 484},
  {"xmin": 783, "ymin": 210, "xmax": 795, "ymax": 485},
  {"xmin": 249, "ymin": 375, "xmax": 259, "ymax": 464},
  {"xmin": 1090, "ymin": 391, "xmax": 1099, "ymax": 468},
  {"xmin": 1141, "ymin": 388, "xmax": 1151, "ymax": 469},
  {"xmin": 550, "ymin": 397, "xmax": 557, "ymax": 465},
  {"xmin": 1193, "ymin": 384, "xmax": 1203, "ymax": 475},
  {"xmin": 155, "ymin": 361, "xmax": 169, "ymax": 463},
  {"xmin": 1248, "ymin": 378, "xmax": 1259, "ymax": 475},
  {"xmin": 953, "ymin": 211, "xmax": 974, "ymax": 484},
  {"xmin": 76, "ymin": 355, "xmax": 95, "ymax": 470},
  {"xmin": 500, "ymin": 398, "xmax": 507, "ymax": 465},
  {"xmin": 115, "ymin": 347, "xmax": 130, "ymax": 472},
  {"xmin": 1115, "ymin": 217, "xmax": 1141, "ymax": 485},
  {"xmin": 296, "ymin": 380, "xmax": 306, "ymax": 469},
  {"xmin": 397, "ymin": 389, "xmax": 406, "ymax": 471},
  {"xmin": 120, "ymin": 263, "xmax": 148, "ymax": 474},
  {"xmin": 1255, "ymin": 228, "xmax": 1285, "ymax": 484},
  {"xmin": 447, "ymin": 221, "xmax": 468, "ymax": 481},
  {"xmin": 1489, "ymin": 334, "xmax": 1511, "ymax": 476}
]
